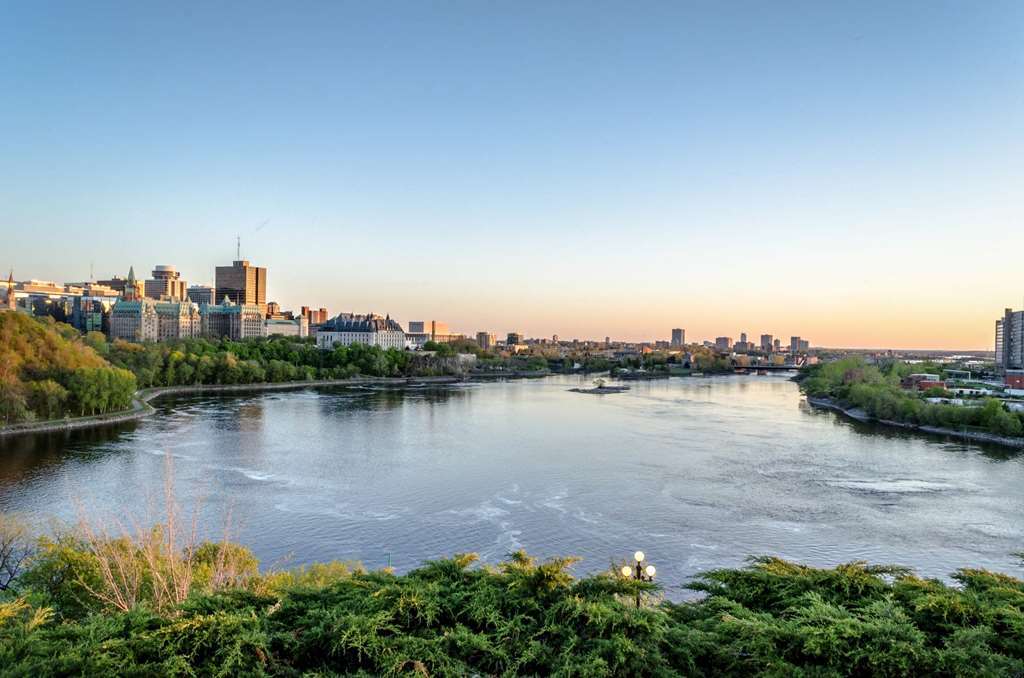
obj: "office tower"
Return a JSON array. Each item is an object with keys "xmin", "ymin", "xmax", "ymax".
[
  {"xmin": 215, "ymin": 260, "xmax": 267, "ymax": 315},
  {"xmin": 187, "ymin": 285, "xmax": 215, "ymax": 305},
  {"xmin": 760, "ymin": 334, "xmax": 773, "ymax": 351},
  {"xmin": 476, "ymin": 332, "xmax": 495, "ymax": 350},
  {"xmin": 145, "ymin": 265, "xmax": 187, "ymax": 301},
  {"xmin": 774, "ymin": 338, "xmax": 781, "ymax": 352},
  {"xmin": 715, "ymin": 337, "xmax": 732, "ymax": 351},
  {"xmin": 996, "ymin": 308, "xmax": 1024, "ymax": 371},
  {"xmin": 671, "ymin": 328, "xmax": 684, "ymax": 347},
  {"xmin": 740, "ymin": 332, "xmax": 747, "ymax": 344},
  {"xmin": 507, "ymin": 332, "xmax": 522, "ymax": 346},
  {"xmin": 790, "ymin": 336, "xmax": 801, "ymax": 353}
]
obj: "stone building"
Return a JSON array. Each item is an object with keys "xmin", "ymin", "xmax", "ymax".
[
  {"xmin": 201, "ymin": 296, "xmax": 267, "ymax": 340},
  {"xmin": 109, "ymin": 299, "xmax": 158, "ymax": 342},
  {"xmin": 154, "ymin": 301, "xmax": 201, "ymax": 341},
  {"xmin": 316, "ymin": 313, "xmax": 405, "ymax": 350}
]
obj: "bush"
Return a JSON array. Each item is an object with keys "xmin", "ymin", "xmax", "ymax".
[{"xmin": 3, "ymin": 529, "xmax": 1024, "ymax": 675}]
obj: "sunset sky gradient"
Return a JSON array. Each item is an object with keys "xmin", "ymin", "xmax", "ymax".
[{"xmin": 2, "ymin": 2, "xmax": 1022, "ymax": 349}]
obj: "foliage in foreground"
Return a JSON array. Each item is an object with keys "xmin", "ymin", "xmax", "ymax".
[{"xmin": 1, "ymin": 521, "xmax": 1023, "ymax": 677}]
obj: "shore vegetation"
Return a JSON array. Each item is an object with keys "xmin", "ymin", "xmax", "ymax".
[{"xmin": 800, "ymin": 357, "xmax": 1024, "ymax": 437}]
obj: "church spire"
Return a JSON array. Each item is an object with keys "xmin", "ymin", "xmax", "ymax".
[
  {"xmin": 4, "ymin": 269, "xmax": 14, "ymax": 311},
  {"xmin": 124, "ymin": 265, "xmax": 139, "ymax": 301}
]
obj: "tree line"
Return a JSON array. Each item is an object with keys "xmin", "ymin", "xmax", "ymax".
[{"xmin": 800, "ymin": 357, "xmax": 1024, "ymax": 437}]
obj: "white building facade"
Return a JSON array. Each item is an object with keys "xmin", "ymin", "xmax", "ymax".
[{"xmin": 316, "ymin": 313, "xmax": 406, "ymax": 350}]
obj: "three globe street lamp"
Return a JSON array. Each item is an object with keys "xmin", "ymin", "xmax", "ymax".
[{"xmin": 620, "ymin": 550, "xmax": 656, "ymax": 608}]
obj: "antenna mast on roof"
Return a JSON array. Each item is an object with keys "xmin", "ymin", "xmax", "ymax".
[{"xmin": 236, "ymin": 235, "xmax": 241, "ymax": 261}]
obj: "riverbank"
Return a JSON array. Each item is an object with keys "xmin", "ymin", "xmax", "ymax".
[
  {"xmin": 0, "ymin": 376, "xmax": 462, "ymax": 438},
  {"xmin": 807, "ymin": 395, "xmax": 1024, "ymax": 449}
]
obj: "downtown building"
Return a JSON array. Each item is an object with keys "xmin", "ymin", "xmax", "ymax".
[
  {"xmin": 266, "ymin": 316, "xmax": 309, "ymax": 339},
  {"xmin": 406, "ymin": 320, "xmax": 461, "ymax": 347},
  {"xmin": 187, "ymin": 285, "xmax": 216, "ymax": 305},
  {"xmin": 201, "ymin": 296, "xmax": 267, "ymax": 341},
  {"xmin": 995, "ymin": 308, "xmax": 1024, "ymax": 372},
  {"xmin": 671, "ymin": 328, "xmax": 685, "ymax": 347},
  {"xmin": 109, "ymin": 298, "xmax": 200, "ymax": 342},
  {"xmin": 316, "ymin": 313, "xmax": 406, "ymax": 350},
  {"xmin": 215, "ymin": 259, "xmax": 267, "ymax": 316},
  {"xmin": 144, "ymin": 265, "xmax": 187, "ymax": 301}
]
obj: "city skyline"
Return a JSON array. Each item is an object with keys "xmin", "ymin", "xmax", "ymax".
[{"xmin": 3, "ymin": 2, "xmax": 1022, "ymax": 349}]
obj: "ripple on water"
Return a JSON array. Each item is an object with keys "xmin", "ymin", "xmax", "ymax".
[{"xmin": 822, "ymin": 478, "xmax": 961, "ymax": 495}]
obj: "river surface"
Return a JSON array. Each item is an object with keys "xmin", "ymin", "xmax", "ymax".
[{"xmin": 2, "ymin": 375, "xmax": 1023, "ymax": 593}]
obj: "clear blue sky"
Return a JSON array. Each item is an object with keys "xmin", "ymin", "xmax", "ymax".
[{"xmin": 3, "ymin": 1, "xmax": 1022, "ymax": 347}]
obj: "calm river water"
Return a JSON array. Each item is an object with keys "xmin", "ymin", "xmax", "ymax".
[{"xmin": 2, "ymin": 375, "xmax": 1022, "ymax": 592}]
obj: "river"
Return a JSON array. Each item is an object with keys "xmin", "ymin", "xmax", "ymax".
[{"xmin": 2, "ymin": 374, "xmax": 1022, "ymax": 593}]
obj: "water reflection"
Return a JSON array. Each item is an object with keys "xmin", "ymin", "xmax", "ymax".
[{"xmin": 1, "ymin": 376, "xmax": 1022, "ymax": 594}]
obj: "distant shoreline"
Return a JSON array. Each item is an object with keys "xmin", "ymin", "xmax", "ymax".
[
  {"xmin": 806, "ymin": 395, "xmax": 1024, "ymax": 450},
  {"xmin": 0, "ymin": 376, "xmax": 464, "ymax": 438}
]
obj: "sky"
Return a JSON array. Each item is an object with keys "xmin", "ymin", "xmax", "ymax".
[{"xmin": 2, "ymin": 2, "xmax": 1022, "ymax": 349}]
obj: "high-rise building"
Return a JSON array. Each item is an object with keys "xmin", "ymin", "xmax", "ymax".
[
  {"xmin": 996, "ymin": 308, "xmax": 1024, "ymax": 371},
  {"xmin": 507, "ymin": 332, "xmax": 522, "ymax": 346},
  {"xmin": 300, "ymin": 306, "xmax": 329, "ymax": 326},
  {"xmin": 215, "ymin": 260, "xmax": 267, "ymax": 315},
  {"xmin": 760, "ymin": 334, "xmax": 773, "ymax": 352},
  {"xmin": 790, "ymin": 336, "xmax": 803, "ymax": 353},
  {"xmin": 145, "ymin": 265, "xmax": 187, "ymax": 301},
  {"xmin": 715, "ymin": 336, "xmax": 732, "ymax": 351},
  {"xmin": 476, "ymin": 331, "xmax": 496, "ymax": 350},
  {"xmin": 671, "ymin": 328, "xmax": 685, "ymax": 347},
  {"xmin": 740, "ymin": 332, "xmax": 747, "ymax": 344},
  {"xmin": 187, "ymin": 285, "xmax": 215, "ymax": 305},
  {"xmin": 773, "ymin": 338, "xmax": 781, "ymax": 352}
]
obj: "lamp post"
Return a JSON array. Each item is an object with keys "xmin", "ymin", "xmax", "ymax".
[{"xmin": 620, "ymin": 550, "xmax": 656, "ymax": 608}]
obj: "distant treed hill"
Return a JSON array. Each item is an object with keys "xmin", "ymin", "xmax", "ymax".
[
  {"xmin": 0, "ymin": 315, "xmax": 457, "ymax": 425},
  {"xmin": 0, "ymin": 313, "xmax": 135, "ymax": 424}
]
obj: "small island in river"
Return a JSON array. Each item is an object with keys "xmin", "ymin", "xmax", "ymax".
[{"xmin": 569, "ymin": 384, "xmax": 630, "ymax": 395}]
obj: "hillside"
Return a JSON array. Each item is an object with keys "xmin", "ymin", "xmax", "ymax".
[{"xmin": 0, "ymin": 313, "xmax": 135, "ymax": 424}]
